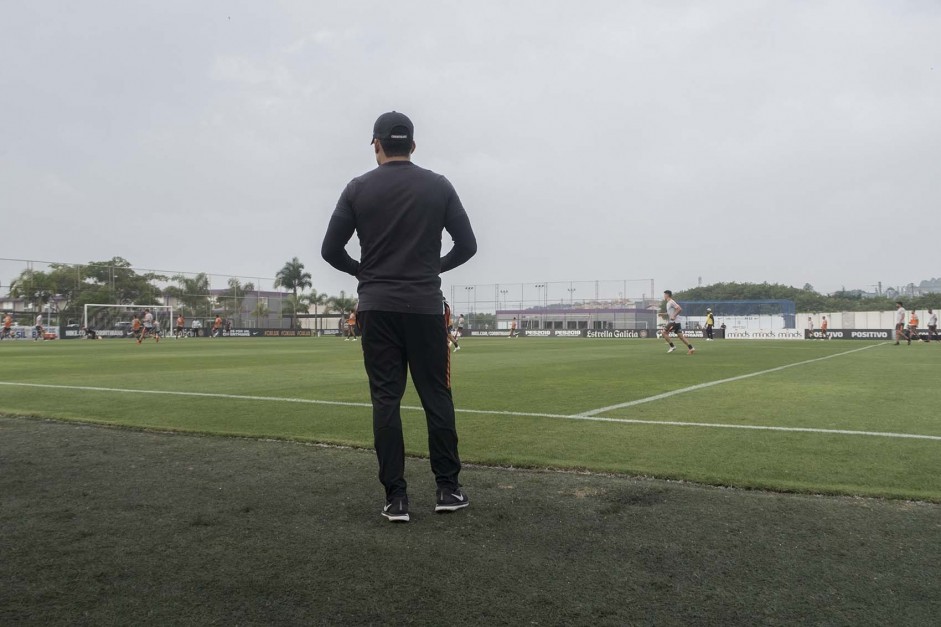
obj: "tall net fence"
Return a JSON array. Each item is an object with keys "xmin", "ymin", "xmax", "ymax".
[
  {"xmin": 1, "ymin": 258, "xmax": 656, "ymax": 334},
  {"xmin": 447, "ymin": 279, "xmax": 657, "ymax": 330},
  {"xmin": 0, "ymin": 257, "xmax": 346, "ymax": 331}
]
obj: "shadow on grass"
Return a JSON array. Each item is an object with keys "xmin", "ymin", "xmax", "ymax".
[{"xmin": 1, "ymin": 415, "xmax": 939, "ymax": 626}]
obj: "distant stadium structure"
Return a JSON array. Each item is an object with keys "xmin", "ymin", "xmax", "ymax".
[
  {"xmin": 449, "ymin": 279, "xmax": 658, "ymax": 330},
  {"xmin": 498, "ymin": 304, "xmax": 658, "ymax": 332},
  {"xmin": 446, "ymin": 283, "xmax": 799, "ymax": 334}
]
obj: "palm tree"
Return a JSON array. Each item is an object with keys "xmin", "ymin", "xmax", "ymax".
[
  {"xmin": 328, "ymin": 291, "xmax": 358, "ymax": 320},
  {"xmin": 282, "ymin": 294, "xmax": 310, "ymax": 330},
  {"xmin": 274, "ymin": 258, "xmax": 312, "ymax": 329},
  {"xmin": 219, "ymin": 278, "xmax": 254, "ymax": 326},
  {"xmin": 164, "ymin": 273, "xmax": 212, "ymax": 317},
  {"xmin": 307, "ymin": 289, "xmax": 330, "ymax": 332},
  {"xmin": 251, "ymin": 301, "xmax": 270, "ymax": 328}
]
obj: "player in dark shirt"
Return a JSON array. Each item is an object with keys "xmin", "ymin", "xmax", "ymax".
[{"xmin": 322, "ymin": 111, "xmax": 477, "ymax": 522}]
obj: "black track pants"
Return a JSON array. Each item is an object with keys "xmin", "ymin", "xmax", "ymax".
[{"xmin": 358, "ymin": 310, "xmax": 461, "ymax": 498}]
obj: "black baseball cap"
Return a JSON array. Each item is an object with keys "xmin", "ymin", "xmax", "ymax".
[{"xmin": 371, "ymin": 111, "xmax": 414, "ymax": 144}]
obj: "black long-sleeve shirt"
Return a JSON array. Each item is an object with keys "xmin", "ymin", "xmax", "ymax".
[{"xmin": 321, "ymin": 160, "xmax": 477, "ymax": 314}]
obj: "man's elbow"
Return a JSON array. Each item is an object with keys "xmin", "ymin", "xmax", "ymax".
[
  {"xmin": 461, "ymin": 238, "xmax": 478, "ymax": 260},
  {"xmin": 321, "ymin": 242, "xmax": 338, "ymax": 265}
]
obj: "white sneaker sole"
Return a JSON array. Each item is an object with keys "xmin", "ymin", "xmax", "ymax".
[
  {"xmin": 435, "ymin": 502, "xmax": 469, "ymax": 512},
  {"xmin": 381, "ymin": 512, "xmax": 410, "ymax": 522}
]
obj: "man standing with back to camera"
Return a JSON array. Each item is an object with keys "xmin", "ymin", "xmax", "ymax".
[{"xmin": 321, "ymin": 111, "xmax": 478, "ymax": 523}]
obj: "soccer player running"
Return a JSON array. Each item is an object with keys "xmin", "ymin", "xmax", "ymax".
[
  {"xmin": 662, "ymin": 290, "xmax": 695, "ymax": 354},
  {"xmin": 1, "ymin": 312, "xmax": 12, "ymax": 340},
  {"xmin": 927, "ymin": 308, "xmax": 938, "ymax": 343},
  {"xmin": 894, "ymin": 301, "xmax": 909, "ymax": 345},
  {"xmin": 138, "ymin": 309, "xmax": 159, "ymax": 343},
  {"xmin": 34, "ymin": 313, "xmax": 45, "ymax": 341},
  {"xmin": 322, "ymin": 111, "xmax": 477, "ymax": 523},
  {"xmin": 175, "ymin": 313, "xmax": 186, "ymax": 339}
]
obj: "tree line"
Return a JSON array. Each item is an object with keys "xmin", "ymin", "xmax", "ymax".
[
  {"xmin": 673, "ymin": 282, "xmax": 941, "ymax": 313},
  {"xmin": 10, "ymin": 260, "xmax": 936, "ymax": 327},
  {"xmin": 4, "ymin": 256, "xmax": 357, "ymax": 328}
]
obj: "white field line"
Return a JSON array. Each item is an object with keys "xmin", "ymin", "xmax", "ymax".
[
  {"xmin": 579, "ymin": 343, "xmax": 884, "ymax": 417},
  {"xmin": 0, "ymin": 381, "xmax": 375, "ymax": 409},
  {"xmin": 1, "ymin": 375, "xmax": 940, "ymax": 441}
]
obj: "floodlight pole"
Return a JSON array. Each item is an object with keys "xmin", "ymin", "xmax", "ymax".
[
  {"xmin": 535, "ymin": 283, "xmax": 545, "ymax": 327},
  {"xmin": 464, "ymin": 286, "xmax": 474, "ymax": 329}
]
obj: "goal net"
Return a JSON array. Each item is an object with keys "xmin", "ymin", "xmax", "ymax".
[{"xmin": 82, "ymin": 304, "xmax": 174, "ymax": 338}]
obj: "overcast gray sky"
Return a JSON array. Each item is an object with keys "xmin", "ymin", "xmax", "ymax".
[{"xmin": 2, "ymin": 1, "xmax": 939, "ymax": 300}]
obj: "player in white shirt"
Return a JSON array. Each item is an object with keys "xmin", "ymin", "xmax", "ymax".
[
  {"xmin": 894, "ymin": 301, "xmax": 908, "ymax": 346},
  {"xmin": 34, "ymin": 313, "xmax": 45, "ymax": 341},
  {"xmin": 662, "ymin": 290, "xmax": 695, "ymax": 355},
  {"xmin": 138, "ymin": 309, "xmax": 159, "ymax": 344},
  {"xmin": 927, "ymin": 308, "xmax": 938, "ymax": 343}
]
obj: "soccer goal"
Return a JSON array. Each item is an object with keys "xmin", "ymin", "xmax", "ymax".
[{"xmin": 83, "ymin": 304, "xmax": 174, "ymax": 338}]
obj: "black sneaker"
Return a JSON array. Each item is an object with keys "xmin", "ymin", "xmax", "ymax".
[
  {"xmin": 381, "ymin": 496, "xmax": 410, "ymax": 522},
  {"xmin": 435, "ymin": 487, "xmax": 469, "ymax": 512}
]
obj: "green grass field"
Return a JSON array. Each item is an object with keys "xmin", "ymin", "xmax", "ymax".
[
  {"xmin": 2, "ymin": 335, "xmax": 939, "ymax": 501},
  {"xmin": 4, "ymin": 336, "xmax": 941, "ymax": 624}
]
